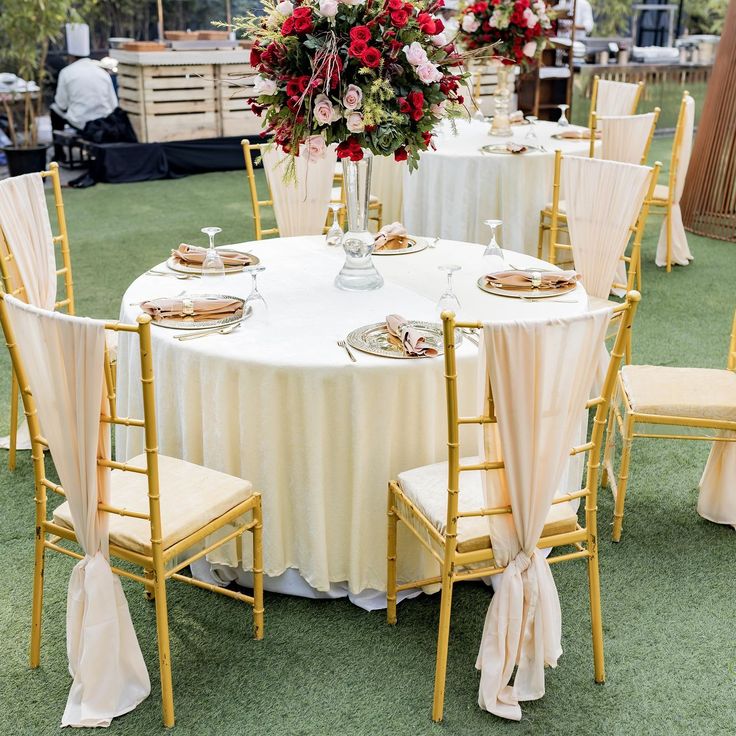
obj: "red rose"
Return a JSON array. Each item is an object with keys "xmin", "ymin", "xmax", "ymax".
[
  {"xmin": 285, "ymin": 78, "xmax": 301, "ymax": 96},
  {"xmin": 293, "ymin": 15, "xmax": 313, "ymax": 33},
  {"xmin": 398, "ymin": 97, "xmax": 411, "ymax": 113},
  {"xmin": 433, "ymin": 18, "xmax": 445, "ymax": 34},
  {"xmin": 417, "ymin": 12, "xmax": 436, "ymax": 35},
  {"xmin": 361, "ymin": 47, "xmax": 381, "ymax": 68},
  {"xmin": 250, "ymin": 42, "xmax": 262, "ymax": 67},
  {"xmin": 422, "ymin": 130, "xmax": 432, "ymax": 146},
  {"xmin": 394, "ymin": 147, "xmax": 408, "ymax": 161},
  {"xmin": 349, "ymin": 39, "xmax": 368, "ymax": 57},
  {"xmin": 350, "ymin": 25, "xmax": 372, "ymax": 42},
  {"xmin": 408, "ymin": 90, "xmax": 424, "ymax": 121},
  {"xmin": 390, "ymin": 9, "xmax": 409, "ymax": 27},
  {"xmin": 387, "ymin": 0, "xmax": 403, "ymax": 8},
  {"xmin": 281, "ymin": 17, "xmax": 295, "ymax": 35},
  {"xmin": 337, "ymin": 137, "xmax": 364, "ymax": 161},
  {"xmin": 293, "ymin": 6, "xmax": 312, "ymax": 18}
]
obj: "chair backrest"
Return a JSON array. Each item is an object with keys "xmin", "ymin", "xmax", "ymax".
[
  {"xmin": 668, "ymin": 91, "xmax": 696, "ymax": 203},
  {"xmin": 440, "ymin": 292, "xmax": 641, "ymax": 558},
  {"xmin": 0, "ymin": 292, "xmax": 167, "ymax": 568},
  {"xmin": 559, "ymin": 154, "xmax": 660, "ymax": 299},
  {"xmin": 589, "ymin": 76, "xmax": 644, "ymax": 124},
  {"xmin": 0, "ymin": 162, "xmax": 75, "ymax": 313},
  {"xmin": 595, "ymin": 110, "xmax": 660, "ymax": 164},
  {"xmin": 241, "ymin": 140, "xmax": 279, "ymax": 241},
  {"xmin": 728, "ymin": 308, "xmax": 736, "ymax": 372}
]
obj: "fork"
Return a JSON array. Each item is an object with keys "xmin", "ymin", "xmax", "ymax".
[
  {"xmin": 175, "ymin": 323, "xmax": 241, "ymax": 341},
  {"xmin": 147, "ymin": 269, "xmax": 200, "ymax": 280},
  {"xmin": 337, "ymin": 339, "xmax": 357, "ymax": 362}
]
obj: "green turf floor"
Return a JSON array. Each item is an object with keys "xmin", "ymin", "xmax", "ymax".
[{"xmin": 1, "ymin": 136, "xmax": 735, "ymax": 735}]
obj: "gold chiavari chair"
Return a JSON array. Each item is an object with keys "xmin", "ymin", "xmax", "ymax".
[
  {"xmin": 0, "ymin": 293, "xmax": 265, "ymax": 728},
  {"xmin": 602, "ymin": 307, "xmax": 736, "ymax": 542},
  {"xmin": 588, "ymin": 75, "xmax": 644, "ymax": 129},
  {"xmin": 0, "ymin": 162, "xmax": 75, "ymax": 470},
  {"xmin": 242, "ymin": 139, "xmax": 279, "ymax": 240},
  {"xmin": 542, "ymin": 151, "xmax": 660, "ymax": 318},
  {"xmin": 588, "ymin": 107, "xmax": 660, "ymax": 161},
  {"xmin": 387, "ymin": 292, "xmax": 641, "ymax": 722},
  {"xmin": 647, "ymin": 91, "xmax": 693, "ymax": 273}
]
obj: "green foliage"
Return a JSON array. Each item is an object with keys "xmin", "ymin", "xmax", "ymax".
[
  {"xmin": 684, "ymin": 0, "xmax": 728, "ymax": 34},
  {"xmin": 590, "ymin": 0, "xmax": 632, "ymax": 37}
]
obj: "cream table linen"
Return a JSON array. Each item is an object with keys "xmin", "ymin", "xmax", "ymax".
[
  {"xmin": 402, "ymin": 119, "xmax": 594, "ymax": 254},
  {"xmin": 117, "ymin": 238, "xmax": 593, "ymax": 601},
  {"xmin": 5, "ymin": 296, "xmax": 149, "ymax": 728}
]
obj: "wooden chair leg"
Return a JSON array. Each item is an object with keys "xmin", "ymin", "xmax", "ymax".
[
  {"xmin": 612, "ymin": 413, "xmax": 635, "ymax": 542},
  {"xmin": 431, "ymin": 572, "xmax": 455, "ymax": 722},
  {"xmin": 153, "ymin": 572, "xmax": 175, "ymax": 728},
  {"xmin": 387, "ymin": 486, "xmax": 398, "ymax": 625},
  {"xmin": 9, "ymin": 369, "xmax": 19, "ymax": 471},
  {"xmin": 587, "ymin": 542, "xmax": 605, "ymax": 683},
  {"xmin": 29, "ymin": 521, "xmax": 45, "ymax": 668},
  {"xmin": 252, "ymin": 497, "xmax": 265, "ymax": 641},
  {"xmin": 144, "ymin": 569, "xmax": 156, "ymax": 600}
]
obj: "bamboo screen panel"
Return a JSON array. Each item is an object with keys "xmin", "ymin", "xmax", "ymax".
[{"xmin": 681, "ymin": 0, "xmax": 736, "ymax": 242}]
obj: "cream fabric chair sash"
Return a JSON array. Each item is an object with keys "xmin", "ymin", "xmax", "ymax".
[
  {"xmin": 475, "ymin": 307, "xmax": 612, "ymax": 721},
  {"xmin": 562, "ymin": 156, "xmax": 650, "ymax": 300},
  {"xmin": 655, "ymin": 95, "xmax": 695, "ymax": 267},
  {"xmin": 4, "ymin": 296, "xmax": 150, "ymax": 727},
  {"xmin": 596, "ymin": 79, "xmax": 640, "ymax": 116},
  {"xmin": 599, "ymin": 113, "xmax": 656, "ymax": 165},
  {"xmin": 698, "ymin": 431, "xmax": 736, "ymax": 529},
  {"xmin": 262, "ymin": 144, "xmax": 337, "ymax": 237}
]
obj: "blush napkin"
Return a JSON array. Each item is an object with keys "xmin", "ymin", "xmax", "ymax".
[
  {"xmin": 140, "ymin": 296, "xmax": 243, "ymax": 322},
  {"xmin": 385, "ymin": 314, "xmax": 438, "ymax": 357},
  {"xmin": 485, "ymin": 270, "xmax": 578, "ymax": 290},
  {"xmin": 172, "ymin": 243, "xmax": 253, "ymax": 267},
  {"xmin": 374, "ymin": 222, "xmax": 411, "ymax": 252}
]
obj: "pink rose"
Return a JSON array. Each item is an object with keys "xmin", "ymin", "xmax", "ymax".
[
  {"xmin": 318, "ymin": 0, "xmax": 339, "ymax": 16},
  {"xmin": 431, "ymin": 32, "xmax": 448, "ymax": 46},
  {"xmin": 313, "ymin": 93, "xmax": 339, "ymax": 125},
  {"xmin": 403, "ymin": 41, "xmax": 428, "ymax": 66},
  {"xmin": 304, "ymin": 135, "xmax": 327, "ymax": 160},
  {"xmin": 416, "ymin": 61, "xmax": 443, "ymax": 84},
  {"xmin": 275, "ymin": 0, "xmax": 293, "ymax": 15},
  {"xmin": 252, "ymin": 75, "xmax": 277, "ymax": 96},
  {"xmin": 430, "ymin": 100, "xmax": 446, "ymax": 117},
  {"xmin": 523, "ymin": 8, "xmax": 539, "ymax": 28},
  {"xmin": 343, "ymin": 84, "xmax": 363, "ymax": 110},
  {"xmin": 461, "ymin": 13, "xmax": 480, "ymax": 33},
  {"xmin": 345, "ymin": 111, "xmax": 365, "ymax": 133},
  {"xmin": 523, "ymin": 41, "xmax": 538, "ymax": 58}
]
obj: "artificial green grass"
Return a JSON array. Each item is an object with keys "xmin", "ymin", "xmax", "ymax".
[{"xmin": 1, "ymin": 135, "xmax": 735, "ymax": 735}]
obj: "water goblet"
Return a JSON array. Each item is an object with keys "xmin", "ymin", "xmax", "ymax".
[
  {"xmin": 201, "ymin": 226, "xmax": 225, "ymax": 284},
  {"xmin": 557, "ymin": 104, "xmax": 570, "ymax": 127},
  {"xmin": 326, "ymin": 204, "xmax": 344, "ymax": 247},
  {"xmin": 525, "ymin": 115, "xmax": 539, "ymax": 143},
  {"xmin": 483, "ymin": 219, "xmax": 504, "ymax": 260},
  {"xmin": 437, "ymin": 264, "xmax": 462, "ymax": 315},
  {"xmin": 244, "ymin": 265, "xmax": 267, "ymax": 315}
]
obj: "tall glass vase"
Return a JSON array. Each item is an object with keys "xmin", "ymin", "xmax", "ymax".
[
  {"xmin": 490, "ymin": 63, "xmax": 514, "ymax": 138},
  {"xmin": 334, "ymin": 148, "xmax": 383, "ymax": 291}
]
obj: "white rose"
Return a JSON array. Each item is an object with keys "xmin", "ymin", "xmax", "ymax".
[
  {"xmin": 431, "ymin": 31, "xmax": 448, "ymax": 46},
  {"xmin": 345, "ymin": 111, "xmax": 365, "ymax": 133},
  {"xmin": 523, "ymin": 41, "xmax": 538, "ymax": 58},
  {"xmin": 403, "ymin": 41, "xmax": 429, "ymax": 66},
  {"xmin": 430, "ymin": 100, "xmax": 447, "ymax": 117},
  {"xmin": 252, "ymin": 75, "xmax": 277, "ymax": 96},
  {"xmin": 313, "ymin": 93, "xmax": 340, "ymax": 125},
  {"xmin": 416, "ymin": 61, "xmax": 443, "ymax": 84},
  {"xmin": 304, "ymin": 135, "xmax": 327, "ymax": 160},
  {"xmin": 276, "ymin": 0, "xmax": 293, "ymax": 15},
  {"xmin": 318, "ymin": 0, "xmax": 339, "ymax": 16},
  {"xmin": 523, "ymin": 8, "xmax": 539, "ymax": 28},
  {"xmin": 461, "ymin": 13, "xmax": 480, "ymax": 33},
  {"xmin": 343, "ymin": 84, "xmax": 363, "ymax": 110},
  {"xmin": 341, "ymin": 0, "xmax": 365, "ymax": 5}
]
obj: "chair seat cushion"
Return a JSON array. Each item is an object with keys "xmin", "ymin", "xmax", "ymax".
[
  {"xmin": 397, "ymin": 457, "xmax": 578, "ymax": 554},
  {"xmin": 53, "ymin": 454, "xmax": 253, "ymax": 556},
  {"xmin": 621, "ymin": 365, "xmax": 736, "ymax": 423},
  {"xmin": 653, "ymin": 183, "xmax": 669, "ymax": 200}
]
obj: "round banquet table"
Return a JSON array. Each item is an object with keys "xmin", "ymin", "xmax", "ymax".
[
  {"xmin": 403, "ymin": 119, "xmax": 596, "ymax": 255},
  {"xmin": 116, "ymin": 237, "xmax": 592, "ymax": 608}
]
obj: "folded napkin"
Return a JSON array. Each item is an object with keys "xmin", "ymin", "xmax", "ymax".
[
  {"xmin": 557, "ymin": 128, "xmax": 602, "ymax": 140},
  {"xmin": 140, "ymin": 296, "xmax": 243, "ymax": 322},
  {"xmin": 172, "ymin": 243, "xmax": 253, "ymax": 268},
  {"xmin": 485, "ymin": 269, "xmax": 578, "ymax": 291},
  {"xmin": 386, "ymin": 314, "xmax": 438, "ymax": 357},
  {"xmin": 506, "ymin": 142, "xmax": 527, "ymax": 154},
  {"xmin": 509, "ymin": 110, "xmax": 525, "ymax": 124},
  {"xmin": 374, "ymin": 222, "xmax": 411, "ymax": 252}
]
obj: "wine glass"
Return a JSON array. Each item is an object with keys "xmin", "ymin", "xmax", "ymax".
[
  {"xmin": 436, "ymin": 264, "xmax": 462, "ymax": 315},
  {"xmin": 557, "ymin": 104, "xmax": 570, "ymax": 127},
  {"xmin": 326, "ymin": 204, "xmax": 344, "ymax": 247},
  {"xmin": 244, "ymin": 265, "xmax": 267, "ymax": 316},
  {"xmin": 483, "ymin": 219, "xmax": 504, "ymax": 259},
  {"xmin": 201, "ymin": 226, "xmax": 225, "ymax": 284},
  {"xmin": 525, "ymin": 115, "xmax": 540, "ymax": 144}
]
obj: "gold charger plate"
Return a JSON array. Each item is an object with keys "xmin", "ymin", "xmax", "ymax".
[
  {"xmin": 551, "ymin": 130, "xmax": 601, "ymax": 141},
  {"xmin": 480, "ymin": 143, "xmax": 543, "ymax": 155},
  {"xmin": 346, "ymin": 320, "xmax": 456, "ymax": 358},
  {"xmin": 166, "ymin": 250, "xmax": 260, "ymax": 275},
  {"xmin": 147, "ymin": 294, "xmax": 251, "ymax": 330},
  {"xmin": 477, "ymin": 277, "xmax": 578, "ymax": 299},
  {"xmin": 373, "ymin": 237, "xmax": 428, "ymax": 256}
]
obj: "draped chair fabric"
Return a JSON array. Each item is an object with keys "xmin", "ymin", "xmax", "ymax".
[
  {"xmin": 596, "ymin": 79, "xmax": 641, "ymax": 116},
  {"xmin": 475, "ymin": 307, "xmax": 612, "ymax": 721},
  {"xmin": 698, "ymin": 431, "xmax": 736, "ymax": 529},
  {"xmin": 5, "ymin": 296, "xmax": 149, "ymax": 727},
  {"xmin": 562, "ymin": 156, "xmax": 651, "ymax": 300},
  {"xmin": 599, "ymin": 113, "xmax": 656, "ymax": 165},
  {"xmin": 655, "ymin": 95, "xmax": 695, "ymax": 267},
  {"xmin": 262, "ymin": 145, "xmax": 337, "ymax": 237}
]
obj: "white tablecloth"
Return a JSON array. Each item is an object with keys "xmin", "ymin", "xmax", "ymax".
[
  {"xmin": 403, "ymin": 119, "xmax": 595, "ymax": 254},
  {"xmin": 117, "ymin": 238, "xmax": 592, "ymax": 604}
]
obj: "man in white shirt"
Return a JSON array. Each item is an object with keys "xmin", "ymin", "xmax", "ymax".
[{"xmin": 554, "ymin": 0, "xmax": 595, "ymax": 38}]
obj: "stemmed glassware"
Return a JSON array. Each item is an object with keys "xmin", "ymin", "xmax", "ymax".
[
  {"xmin": 326, "ymin": 204, "xmax": 344, "ymax": 247},
  {"xmin": 557, "ymin": 104, "xmax": 570, "ymax": 127},
  {"xmin": 436, "ymin": 264, "xmax": 462, "ymax": 315},
  {"xmin": 483, "ymin": 219, "xmax": 504, "ymax": 260},
  {"xmin": 525, "ymin": 115, "xmax": 540, "ymax": 145},
  {"xmin": 201, "ymin": 226, "xmax": 225, "ymax": 284},
  {"xmin": 244, "ymin": 265, "xmax": 267, "ymax": 315}
]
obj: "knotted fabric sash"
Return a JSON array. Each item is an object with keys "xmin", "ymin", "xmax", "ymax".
[
  {"xmin": 475, "ymin": 308, "xmax": 612, "ymax": 720},
  {"xmin": 5, "ymin": 296, "xmax": 150, "ymax": 727}
]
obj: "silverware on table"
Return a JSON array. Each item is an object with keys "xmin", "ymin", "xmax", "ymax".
[
  {"xmin": 147, "ymin": 269, "xmax": 200, "ymax": 280},
  {"xmin": 175, "ymin": 323, "xmax": 241, "ymax": 341},
  {"xmin": 461, "ymin": 328, "xmax": 479, "ymax": 346},
  {"xmin": 337, "ymin": 339, "xmax": 357, "ymax": 362},
  {"xmin": 520, "ymin": 296, "xmax": 577, "ymax": 303}
]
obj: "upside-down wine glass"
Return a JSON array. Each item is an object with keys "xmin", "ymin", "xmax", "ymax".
[
  {"xmin": 483, "ymin": 219, "xmax": 504, "ymax": 260},
  {"xmin": 201, "ymin": 226, "xmax": 225, "ymax": 284},
  {"xmin": 557, "ymin": 104, "xmax": 570, "ymax": 127},
  {"xmin": 326, "ymin": 203, "xmax": 344, "ymax": 247},
  {"xmin": 525, "ymin": 115, "xmax": 540, "ymax": 145},
  {"xmin": 436, "ymin": 264, "xmax": 462, "ymax": 315},
  {"xmin": 244, "ymin": 265, "xmax": 267, "ymax": 316}
]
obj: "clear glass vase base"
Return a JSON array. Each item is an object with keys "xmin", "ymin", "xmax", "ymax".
[{"xmin": 334, "ymin": 233, "xmax": 384, "ymax": 291}]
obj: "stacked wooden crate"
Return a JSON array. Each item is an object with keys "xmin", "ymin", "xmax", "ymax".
[{"xmin": 217, "ymin": 64, "xmax": 263, "ymax": 138}]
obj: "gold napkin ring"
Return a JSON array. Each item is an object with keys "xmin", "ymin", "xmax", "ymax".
[
  {"xmin": 182, "ymin": 298, "xmax": 195, "ymax": 316},
  {"xmin": 531, "ymin": 271, "xmax": 542, "ymax": 288}
]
